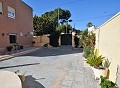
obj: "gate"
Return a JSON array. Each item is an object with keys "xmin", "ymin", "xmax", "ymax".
[{"xmin": 61, "ymin": 34, "xmax": 72, "ymax": 45}]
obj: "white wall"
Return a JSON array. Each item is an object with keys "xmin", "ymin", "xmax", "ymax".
[{"xmin": 94, "ymin": 12, "xmax": 120, "ymax": 83}]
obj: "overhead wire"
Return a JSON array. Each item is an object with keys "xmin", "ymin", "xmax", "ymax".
[
  {"xmin": 34, "ymin": 0, "xmax": 83, "ymax": 10},
  {"xmin": 72, "ymin": 13, "xmax": 115, "ymax": 22},
  {"xmin": 32, "ymin": 0, "xmax": 117, "ymax": 24}
]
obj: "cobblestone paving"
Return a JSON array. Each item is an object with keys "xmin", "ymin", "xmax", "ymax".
[{"xmin": 0, "ymin": 47, "xmax": 99, "ymax": 88}]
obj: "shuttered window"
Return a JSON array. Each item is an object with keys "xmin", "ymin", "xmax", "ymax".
[{"xmin": 8, "ymin": 6, "xmax": 15, "ymax": 19}]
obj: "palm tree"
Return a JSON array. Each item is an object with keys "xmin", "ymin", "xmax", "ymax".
[{"xmin": 87, "ymin": 22, "xmax": 93, "ymax": 27}]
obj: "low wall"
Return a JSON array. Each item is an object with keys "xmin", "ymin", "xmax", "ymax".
[{"xmin": 32, "ymin": 35, "xmax": 49, "ymax": 47}]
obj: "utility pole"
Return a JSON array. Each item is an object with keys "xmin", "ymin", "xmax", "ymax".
[
  {"xmin": 66, "ymin": 22, "xmax": 68, "ymax": 34},
  {"xmin": 74, "ymin": 22, "xmax": 75, "ymax": 30},
  {"xmin": 58, "ymin": 8, "xmax": 59, "ymax": 25}
]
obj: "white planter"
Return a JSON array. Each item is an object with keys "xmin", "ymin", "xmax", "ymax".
[{"xmin": 91, "ymin": 67, "xmax": 108, "ymax": 79}]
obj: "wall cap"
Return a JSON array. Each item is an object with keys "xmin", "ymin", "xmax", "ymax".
[{"xmin": 98, "ymin": 12, "xmax": 120, "ymax": 28}]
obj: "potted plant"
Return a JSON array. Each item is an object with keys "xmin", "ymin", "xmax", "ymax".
[
  {"xmin": 6, "ymin": 46, "xmax": 13, "ymax": 51},
  {"xmin": 85, "ymin": 50, "xmax": 111, "ymax": 79},
  {"xmin": 32, "ymin": 41, "xmax": 35, "ymax": 44},
  {"xmin": 43, "ymin": 43, "xmax": 48, "ymax": 48},
  {"xmin": 100, "ymin": 76, "xmax": 118, "ymax": 88},
  {"xmin": 20, "ymin": 45, "xmax": 23, "ymax": 49}
]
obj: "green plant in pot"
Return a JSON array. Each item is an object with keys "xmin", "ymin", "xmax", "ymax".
[
  {"xmin": 6, "ymin": 46, "xmax": 13, "ymax": 51},
  {"xmin": 85, "ymin": 50, "xmax": 110, "ymax": 79},
  {"xmin": 43, "ymin": 43, "xmax": 48, "ymax": 48},
  {"xmin": 100, "ymin": 76, "xmax": 118, "ymax": 88},
  {"xmin": 32, "ymin": 41, "xmax": 36, "ymax": 44},
  {"xmin": 102, "ymin": 59, "xmax": 111, "ymax": 69},
  {"xmin": 85, "ymin": 50, "xmax": 104, "ymax": 68}
]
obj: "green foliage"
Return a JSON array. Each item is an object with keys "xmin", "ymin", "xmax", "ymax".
[
  {"xmin": 43, "ymin": 43, "xmax": 48, "ymax": 47},
  {"xmin": 81, "ymin": 29, "xmax": 95, "ymax": 48},
  {"xmin": 83, "ymin": 46, "xmax": 94, "ymax": 58},
  {"xmin": 49, "ymin": 31, "xmax": 60, "ymax": 47},
  {"xmin": 33, "ymin": 8, "xmax": 71, "ymax": 35},
  {"xmin": 85, "ymin": 51, "xmax": 105, "ymax": 67},
  {"xmin": 100, "ymin": 76, "xmax": 118, "ymax": 88},
  {"xmin": 81, "ymin": 29, "xmax": 96, "ymax": 59},
  {"xmin": 102, "ymin": 59, "xmax": 111, "ymax": 69},
  {"xmin": 32, "ymin": 41, "xmax": 36, "ymax": 44},
  {"xmin": 74, "ymin": 34, "xmax": 80, "ymax": 48},
  {"xmin": 6, "ymin": 46, "xmax": 13, "ymax": 51},
  {"xmin": 87, "ymin": 22, "xmax": 93, "ymax": 27},
  {"xmin": 56, "ymin": 24, "xmax": 66, "ymax": 33},
  {"xmin": 56, "ymin": 24, "xmax": 72, "ymax": 33},
  {"xmin": 20, "ymin": 45, "xmax": 23, "ymax": 49},
  {"xmin": 33, "ymin": 15, "xmax": 42, "ymax": 36}
]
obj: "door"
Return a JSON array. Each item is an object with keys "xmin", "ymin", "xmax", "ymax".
[{"xmin": 61, "ymin": 34, "xmax": 72, "ymax": 45}]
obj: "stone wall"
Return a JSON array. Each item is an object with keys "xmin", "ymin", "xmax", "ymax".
[{"xmin": 32, "ymin": 35, "xmax": 49, "ymax": 47}]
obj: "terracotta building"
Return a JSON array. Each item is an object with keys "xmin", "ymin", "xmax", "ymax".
[{"xmin": 0, "ymin": 0, "xmax": 33, "ymax": 52}]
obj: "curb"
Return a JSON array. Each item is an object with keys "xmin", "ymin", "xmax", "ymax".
[{"xmin": 0, "ymin": 48, "xmax": 40, "ymax": 61}]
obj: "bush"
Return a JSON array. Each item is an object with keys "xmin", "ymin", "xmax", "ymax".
[
  {"xmin": 6, "ymin": 46, "xmax": 13, "ymax": 51},
  {"xmin": 83, "ymin": 46, "xmax": 94, "ymax": 58},
  {"xmin": 100, "ymin": 76, "xmax": 118, "ymax": 88},
  {"xmin": 49, "ymin": 33, "xmax": 60, "ymax": 47},
  {"xmin": 81, "ymin": 29, "xmax": 95, "ymax": 48},
  {"xmin": 43, "ymin": 43, "xmax": 48, "ymax": 47},
  {"xmin": 32, "ymin": 41, "xmax": 36, "ymax": 44},
  {"xmin": 20, "ymin": 45, "xmax": 23, "ymax": 49},
  {"xmin": 74, "ymin": 34, "xmax": 79, "ymax": 48}
]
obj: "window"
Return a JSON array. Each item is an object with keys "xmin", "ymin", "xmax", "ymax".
[
  {"xmin": 8, "ymin": 6, "xmax": 15, "ymax": 19},
  {"xmin": 0, "ymin": 2, "xmax": 2, "ymax": 14},
  {"xmin": 9, "ymin": 34, "xmax": 16, "ymax": 43}
]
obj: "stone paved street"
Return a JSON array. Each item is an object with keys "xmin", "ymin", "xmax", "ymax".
[{"xmin": 0, "ymin": 47, "xmax": 99, "ymax": 88}]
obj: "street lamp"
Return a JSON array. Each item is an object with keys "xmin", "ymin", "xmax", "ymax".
[{"xmin": 64, "ymin": 20, "xmax": 72, "ymax": 34}]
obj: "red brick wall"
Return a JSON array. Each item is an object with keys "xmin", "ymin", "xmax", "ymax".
[{"xmin": 0, "ymin": 0, "xmax": 33, "ymax": 51}]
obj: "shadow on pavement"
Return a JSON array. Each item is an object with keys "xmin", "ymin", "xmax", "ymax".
[
  {"xmin": 22, "ymin": 47, "xmax": 83, "ymax": 57},
  {"xmin": 0, "ymin": 63, "xmax": 40, "ymax": 69},
  {"xmin": 22, "ymin": 75, "xmax": 45, "ymax": 88}
]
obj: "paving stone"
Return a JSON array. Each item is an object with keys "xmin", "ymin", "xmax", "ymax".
[
  {"xmin": 74, "ymin": 74, "xmax": 84, "ymax": 82},
  {"xmin": 72, "ymin": 81, "xmax": 84, "ymax": 88},
  {"xmin": 0, "ymin": 47, "xmax": 99, "ymax": 88},
  {"xmin": 64, "ymin": 75, "xmax": 74, "ymax": 81},
  {"xmin": 61, "ymin": 85, "xmax": 71, "ymax": 88},
  {"xmin": 62, "ymin": 80, "xmax": 73, "ymax": 87}
]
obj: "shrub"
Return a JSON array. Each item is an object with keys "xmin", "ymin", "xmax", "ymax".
[
  {"xmin": 32, "ymin": 41, "xmax": 35, "ymax": 44},
  {"xmin": 6, "ymin": 46, "xmax": 13, "ymax": 51},
  {"xmin": 81, "ymin": 29, "xmax": 95, "ymax": 48},
  {"xmin": 100, "ymin": 76, "xmax": 118, "ymax": 88},
  {"xmin": 43, "ymin": 43, "xmax": 48, "ymax": 47},
  {"xmin": 83, "ymin": 46, "xmax": 94, "ymax": 59},
  {"xmin": 49, "ymin": 33, "xmax": 59, "ymax": 47},
  {"xmin": 74, "ymin": 34, "xmax": 79, "ymax": 48},
  {"xmin": 20, "ymin": 45, "xmax": 23, "ymax": 49}
]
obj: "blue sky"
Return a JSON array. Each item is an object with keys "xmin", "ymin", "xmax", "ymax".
[{"xmin": 23, "ymin": 0, "xmax": 120, "ymax": 30}]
